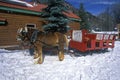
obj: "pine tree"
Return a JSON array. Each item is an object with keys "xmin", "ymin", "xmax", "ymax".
[
  {"xmin": 79, "ymin": 3, "xmax": 90, "ymax": 30},
  {"xmin": 98, "ymin": 7, "xmax": 114, "ymax": 31},
  {"xmin": 41, "ymin": 0, "xmax": 69, "ymax": 33}
]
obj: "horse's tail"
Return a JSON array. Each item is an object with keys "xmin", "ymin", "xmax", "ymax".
[{"xmin": 55, "ymin": 32, "xmax": 68, "ymax": 49}]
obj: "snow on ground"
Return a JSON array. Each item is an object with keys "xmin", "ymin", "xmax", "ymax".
[{"xmin": 0, "ymin": 41, "xmax": 120, "ymax": 80}]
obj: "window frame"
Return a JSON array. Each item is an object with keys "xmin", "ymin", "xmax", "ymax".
[{"xmin": 25, "ymin": 23, "xmax": 36, "ymax": 29}]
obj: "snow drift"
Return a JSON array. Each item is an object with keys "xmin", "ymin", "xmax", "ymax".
[{"xmin": 0, "ymin": 41, "xmax": 120, "ymax": 80}]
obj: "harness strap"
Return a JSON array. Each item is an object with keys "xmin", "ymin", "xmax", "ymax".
[
  {"xmin": 30, "ymin": 29, "xmax": 39, "ymax": 43},
  {"xmin": 36, "ymin": 40, "xmax": 59, "ymax": 47}
]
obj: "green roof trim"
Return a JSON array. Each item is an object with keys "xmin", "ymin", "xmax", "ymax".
[
  {"xmin": 68, "ymin": 18, "xmax": 81, "ymax": 22},
  {"xmin": 0, "ymin": 6, "xmax": 41, "ymax": 16},
  {"xmin": 0, "ymin": 6, "xmax": 80, "ymax": 21},
  {"xmin": 0, "ymin": 21, "xmax": 5, "ymax": 24}
]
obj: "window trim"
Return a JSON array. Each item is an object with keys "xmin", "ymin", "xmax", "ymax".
[{"xmin": 25, "ymin": 23, "xmax": 36, "ymax": 29}]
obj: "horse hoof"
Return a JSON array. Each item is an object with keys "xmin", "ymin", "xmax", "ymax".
[
  {"xmin": 38, "ymin": 58, "xmax": 43, "ymax": 64},
  {"xmin": 38, "ymin": 61, "xmax": 43, "ymax": 64},
  {"xmin": 58, "ymin": 51, "xmax": 64, "ymax": 61},
  {"xmin": 34, "ymin": 61, "xmax": 38, "ymax": 64}
]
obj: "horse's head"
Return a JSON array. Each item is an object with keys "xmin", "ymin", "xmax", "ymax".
[{"xmin": 16, "ymin": 27, "xmax": 29, "ymax": 41}]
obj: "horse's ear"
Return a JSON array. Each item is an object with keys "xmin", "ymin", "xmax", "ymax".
[{"xmin": 25, "ymin": 27, "xmax": 28, "ymax": 32}]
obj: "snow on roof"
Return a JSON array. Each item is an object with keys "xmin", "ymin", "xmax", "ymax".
[
  {"xmin": 0, "ymin": 0, "xmax": 33, "ymax": 7},
  {"xmin": 10, "ymin": 0, "xmax": 33, "ymax": 7},
  {"xmin": 91, "ymin": 30, "xmax": 118, "ymax": 34},
  {"xmin": 0, "ymin": 1, "xmax": 80, "ymax": 19},
  {"xmin": 0, "ymin": 1, "xmax": 47, "ymax": 12}
]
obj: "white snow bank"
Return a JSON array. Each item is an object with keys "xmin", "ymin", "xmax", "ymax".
[{"xmin": 0, "ymin": 41, "xmax": 120, "ymax": 80}]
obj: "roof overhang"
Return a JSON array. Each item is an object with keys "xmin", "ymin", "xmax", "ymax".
[
  {"xmin": 0, "ymin": 6, "xmax": 41, "ymax": 16},
  {"xmin": 0, "ymin": 1, "xmax": 80, "ymax": 21}
]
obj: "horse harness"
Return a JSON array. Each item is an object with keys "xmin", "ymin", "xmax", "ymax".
[{"xmin": 30, "ymin": 30, "xmax": 58, "ymax": 47}]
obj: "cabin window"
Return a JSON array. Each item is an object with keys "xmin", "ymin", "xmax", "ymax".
[
  {"xmin": 0, "ymin": 18, "xmax": 8, "ymax": 26},
  {"xmin": 26, "ymin": 23, "xmax": 36, "ymax": 29}
]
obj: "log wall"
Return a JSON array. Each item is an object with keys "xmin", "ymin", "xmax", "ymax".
[{"xmin": 0, "ymin": 12, "xmax": 80, "ymax": 46}]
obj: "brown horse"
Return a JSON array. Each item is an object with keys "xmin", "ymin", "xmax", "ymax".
[{"xmin": 17, "ymin": 27, "xmax": 68, "ymax": 64}]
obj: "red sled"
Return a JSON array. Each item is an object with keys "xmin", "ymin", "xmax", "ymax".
[{"xmin": 69, "ymin": 29, "xmax": 116, "ymax": 52}]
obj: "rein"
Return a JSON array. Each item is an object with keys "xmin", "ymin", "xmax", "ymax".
[{"xmin": 36, "ymin": 40, "xmax": 59, "ymax": 48}]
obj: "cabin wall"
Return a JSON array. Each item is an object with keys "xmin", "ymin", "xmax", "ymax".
[
  {"xmin": 67, "ymin": 21, "xmax": 80, "ymax": 35},
  {"xmin": 69, "ymin": 21, "xmax": 80, "ymax": 30},
  {"xmin": 0, "ymin": 12, "xmax": 80, "ymax": 46},
  {"xmin": 0, "ymin": 12, "xmax": 43, "ymax": 46}
]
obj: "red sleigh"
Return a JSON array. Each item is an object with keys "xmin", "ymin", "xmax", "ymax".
[{"xmin": 69, "ymin": 29, "xmax": 116, "ymax": 52}]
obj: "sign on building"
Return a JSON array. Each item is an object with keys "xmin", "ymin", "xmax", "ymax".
[{"xmin": 72, "ymin": 30, "xmax": 82, "ymax": 42}]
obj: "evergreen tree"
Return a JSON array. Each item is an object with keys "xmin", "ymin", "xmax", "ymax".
[
  {"xmin": 111, "ymin": 3, "xmax": 120, "ymax": 24},
  {"xmin": 98, "ymin": 7, "xmax": 114, "ymax": 31},
  {"xmin": 79, "ymin": 3, "xmax": 90, "ymax": 30},
  {"xmin": 41, "ymin": 0, "xmax": 69, "ymax": 33}
]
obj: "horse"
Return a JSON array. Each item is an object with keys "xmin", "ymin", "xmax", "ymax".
[{"xmin": 17, "ymin": 26, "xmax": 68, "ymax": 64}]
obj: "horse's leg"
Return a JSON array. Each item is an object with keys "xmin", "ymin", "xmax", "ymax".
[
  {"xmin": 34, "ymin": 43, "xmax": 44, "ymax": 64},
  {"xmin": 58, "ymin": 44, "xmax": 64, "ymax": 61},
  {"xmin": 63, "ymin": 35, "xmax": 68, "ymax": 47},
  {"xmin": 32, "ymin": 43, "xmax": 38, "ymax": 59},
  {"xmin": 34, "ymin": 46, "xmax": 39, "ymax": 59},
  {"xmin": 63, "ymin": 35, "xmax": 68, "ymax": 53},
  {"xmin": 58, "ymin": 34, "xmax": 65, "ymax": 61},
  {"xmin": 37, "ymin": 44, "xmax": 44, "ymax": 64}
]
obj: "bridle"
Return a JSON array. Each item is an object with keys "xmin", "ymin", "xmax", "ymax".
[
  {"xmin": 17, "ymin": 27, "xmax": 33, "ymax": 48},
  {"xmin": 17, "ymin": 27, "xmax": 30, "ymax": 41}
]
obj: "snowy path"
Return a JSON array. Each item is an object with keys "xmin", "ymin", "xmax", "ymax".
[{"xmin": 0, "ymin": 41, "xmax": 120, "ymax": 80}]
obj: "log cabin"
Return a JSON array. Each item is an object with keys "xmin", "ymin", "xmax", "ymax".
[{"xmin": 0, "ymin": 1, "xmax": 80, "ymax": 47}]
